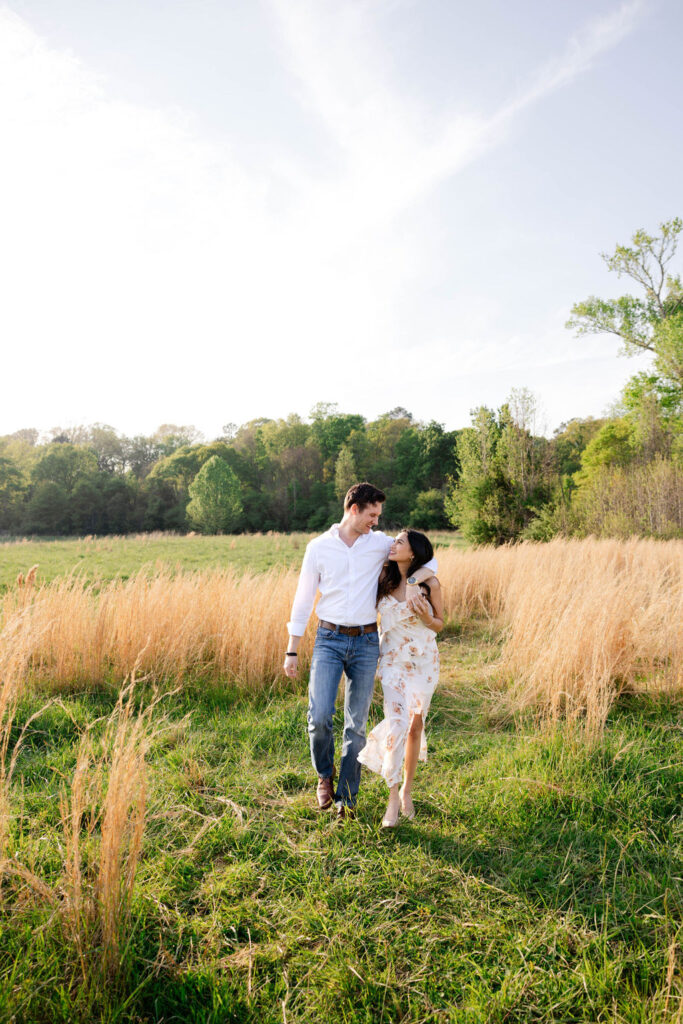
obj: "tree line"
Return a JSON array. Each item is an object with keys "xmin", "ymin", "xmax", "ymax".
[
  {"xmin": 0, "ymin": 408, "xmax": 460, "ymax": 536},
  {"xmin": 1, "ymin": 220, "xmax": 681, "ymax": 542}
]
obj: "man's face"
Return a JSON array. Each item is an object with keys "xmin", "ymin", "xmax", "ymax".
[{"xmin": 351, "ymin": 501, "xmax": 383, "ymax": 533}]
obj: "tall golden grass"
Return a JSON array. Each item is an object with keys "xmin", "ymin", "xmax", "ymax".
[
  {"xmin": 437, "ymin": 537, "xmax": 683, "ymax": 733},
  {"xmin": 0, "ymin": 617, "xmax": 28, "ymax": 858},
  {"xmin": 1, "ymin": 538, "xmax": 681, "ymax": 730},
  {"xmin": 59, "ymin": 680, "xmax": 168, "ymax": 978},
  {"xmin": 1, "ymin": 566, "xmax": 313, "ymax": 691},
  {"xmin": 1, "ymin": 674, "xmax": 164, "ymax": 980}
]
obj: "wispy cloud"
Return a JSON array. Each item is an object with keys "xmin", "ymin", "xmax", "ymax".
[
  {"xmin": 266, "ymin": 0, "xmax": 647, "ymax": 386},
  {"xmin": 499, "ymin": 0, "xmax": 645, "ymax": 118},
  {"xmin": 271, "ymin": 0, "xmax": 646, "ymax": 236}
]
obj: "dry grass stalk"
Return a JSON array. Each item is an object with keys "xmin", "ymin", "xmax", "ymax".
[
  {"xmin": 97, "ymin": 681, "xmax": 152, "ymax": 972},
  {"xmin": 59, "ymin": 735, "xmax": 98, "ymax": 968},
  {"xmin": 0, "ymin": 613, "xmax": 34, "ymax": 861},
  {"xmin": 0, "ymin": 669, "xmax": 166, "ymax": 979},
  {"xmin": 0, "ymin": 613, "xmax": 59, "ymax": 906},
  {"xmin": 59, "ymin": 678, "xmax": 168, "ymax": 977}
]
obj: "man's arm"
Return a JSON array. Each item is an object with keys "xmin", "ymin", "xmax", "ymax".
[
  {"xmin": 379, "ymin": 533, "xmax": 438, "ymax": 574},
  {"xmin": 284, "ymin": 545, "xmax": 319, "ymax": 678},
  {"xmin": 406, "ymin": 563, "xmax": 436, "ymax": 609},
  {"xmin": 409, "ymin": 564, "xmax": 437, "ymax": 583},
  {"xmin": 410, "ymin": 578, "xmax": 444, "ymax": 633},
  {"xmin": 382, "ymin": 534, "xmax": 438, "ymax": 605}
]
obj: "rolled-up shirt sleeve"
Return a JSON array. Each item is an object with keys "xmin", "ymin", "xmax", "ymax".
[
  {"xmin": 424, "ymin": 553, "xmax": 438, "ymax": 574},
  {"xmin": 287, "ymin": 543, "xmax": 320, "ymax": 636}
]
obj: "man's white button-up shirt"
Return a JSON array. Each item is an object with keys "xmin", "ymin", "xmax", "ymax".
[{"xmin": 287, "ymin": 524, "xmax": 438, "ymax": 637}]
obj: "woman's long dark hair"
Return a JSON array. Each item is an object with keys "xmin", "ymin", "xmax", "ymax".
[{"xmin": 377, "ymin": 529, "xmax": 434, "ymax": 603}]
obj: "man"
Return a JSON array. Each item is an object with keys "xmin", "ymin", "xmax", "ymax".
[{"xmin": 283, "ymin": 482, "xmax": 437, "ymax": 821}]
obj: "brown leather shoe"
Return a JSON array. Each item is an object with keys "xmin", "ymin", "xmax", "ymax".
[
  {"xmin": 335, "ymin": 805, "xmax": 356, "ymax": 823},
  {"xmin": 316, "ymin": 771, "xmax": 335, "ymax": 810}
]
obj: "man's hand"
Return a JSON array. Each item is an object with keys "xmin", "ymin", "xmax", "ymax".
[
  {"xmin": 409, "ymin": 592, "xmax": 433, "ymax": 625},
  {"xmin": 283, "ymin": 654, "xmax": 299, "ymax": 678},
  {"xmin": 406, "ymin": 570, "xmax": 433, "ymax": 612},
  {"xmin": 406, "ymin": 582, "xmax": 421, "ymax": 613}
]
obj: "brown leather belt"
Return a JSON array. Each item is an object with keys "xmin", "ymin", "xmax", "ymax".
[{"xmin": 318, "ymin": 620, "xmax": 378, "ymax": 636}]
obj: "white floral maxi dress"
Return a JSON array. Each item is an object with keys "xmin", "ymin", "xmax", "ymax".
[{"xmin": 357, "ymin": 595, "xmax": 440, "ymax": 787}]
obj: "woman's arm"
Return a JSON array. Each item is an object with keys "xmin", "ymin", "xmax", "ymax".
[{"xmin": 411, "ymin": 577, "xmax": 444, "ymax": 633}]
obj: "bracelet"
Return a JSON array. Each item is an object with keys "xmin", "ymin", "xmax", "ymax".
[{"xmin": 286, "ymin": 651, "xmax": 298, "ymax": 657}]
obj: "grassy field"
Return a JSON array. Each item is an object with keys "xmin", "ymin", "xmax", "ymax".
[
  {"xmin": 1, "ymin": 627, "xmax": 681, "ymax": 1023},
  {"xmin": 0, "ymin": 530, "xmax": 469, "ymax": 590},
  {"xmin": 0, "ymin": 533, "xmax": 681, "ymax": 1022}
]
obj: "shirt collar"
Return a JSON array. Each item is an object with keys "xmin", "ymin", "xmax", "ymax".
[{"xmin": 327, "ymin": 522, "xmax": 372, "ymax": 546}]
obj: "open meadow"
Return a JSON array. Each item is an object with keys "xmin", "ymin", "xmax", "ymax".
[
  {"xmin": 0, "ymin": 532, "xmax": 681, "ymax": 1023},
  {"xmin": 0, "ymin": 532, "xmax": 472, "ymax": 591}
]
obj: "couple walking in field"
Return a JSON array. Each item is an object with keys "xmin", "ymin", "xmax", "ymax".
[{"xmin": 283, "ymin": 482, "xmax": 444, "ymax": 827}]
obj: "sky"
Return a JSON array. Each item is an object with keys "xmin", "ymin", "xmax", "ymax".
[{"xmin": 1, "ymin": 0, "xmax": 681, "ymax": 441}]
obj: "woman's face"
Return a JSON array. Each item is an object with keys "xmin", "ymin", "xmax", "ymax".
[{"xmin": 388, "ymin": 532, "xmax": 413, "ymax": 565}]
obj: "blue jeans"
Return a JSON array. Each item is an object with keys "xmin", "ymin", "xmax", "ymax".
[{"xmin": 307, "ymin": 625, "xmax": 379, "ymax": 807}]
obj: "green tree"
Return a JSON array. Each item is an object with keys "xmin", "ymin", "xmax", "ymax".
[
  {"xmin": 567, "ymin": 218, "xmax": 682, "ymax": 371},
  {"xmin": 409, "ymin": 489, "xmax": 448, "ymax": 530},
  {"xmin": 153, "ymin": 424, "xmax": 204, "ymax": 456},
  {"xmin": 562, "ymin": 219, "xmax": 683, "ymax": 538},
  {"xmin": 186, "ymin": 456, "xmax": 243, "ymax": 534},
  {"xmin": 256, "ymin": 416, "xmax": 322, "ymax": 529},
  {"xmin": 26, "ymin": 481, "xmax": 71, "ymax": 534},
  {"xmin": 71, "ymin": 478, "xmax": 105, "ymax": 534},
  {"xmin": 87, "ymin": 424, "xmax": 128, "ymax": 474},
  {"xmin": 393, "ymin": 428, "xmax": 423, "ymax": 491},
  {"xmin": 364, "ymin": 412, "xmax": 413, "ymax": 488},
  {"xmin": 309, "ymin": 403, "xmax": 366, "ymax": 476},
  {"xmin": 446, "ymin": 395, "xmax": 551, "ymax": 544},
  {"xmin": 382, "ymin": 484, "xmax": 413, "ymax": 529},
  {"xmin": 334, "ymin": 444, "xmax": 357, "ymax": 500},
  {"xmin": 418, "ymin": 421, "xmax": 460, "ymax": 489},
  {"xmin": 567, "ymin": 218, "xmax": 683, "ymax": 433},
  {"xmin": 0, "ymin": 453, "xmax": 25, "ymax": 531},
  {"xmin": 125, "ymin": 435, "xmax": 164, "ymax": 479},
  {"xmin": 552, "ymin": 418, "xmax": 606, "ymax": 478},
  {"xmin": 32, "ymin": 443, "xmax": 98, "ymax": 494},
  {"xmin": 445, "ymin": 406, "xmax": 503, "ymax": 542},
  {"xmin": 574, "ymin": 419, "xmax": 635, "ymax": 486}
]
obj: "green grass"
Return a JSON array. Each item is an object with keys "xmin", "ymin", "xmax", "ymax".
[
  {"xmin": 1, "ymin": 624, "xmax": 681, "ymax": 1023},
  {"xmin": 0, "ymin": 530, "xmax": 468, "ymax": 590}
]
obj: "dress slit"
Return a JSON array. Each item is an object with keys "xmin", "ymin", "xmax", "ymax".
[{"xmin": 357, "ymin": 596, "xmax": 439, "ymax": 788}]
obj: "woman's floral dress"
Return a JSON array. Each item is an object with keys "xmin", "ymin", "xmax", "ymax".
[{"xmin": 357, "ymin": 595, "xmax": 440, "ymax": 787}]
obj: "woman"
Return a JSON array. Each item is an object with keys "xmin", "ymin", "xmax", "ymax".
[{"xmin": 357, "ymin": 529, "xmax": 444, "ymax": 827}]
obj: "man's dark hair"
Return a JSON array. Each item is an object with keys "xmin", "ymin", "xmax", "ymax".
[{"xmin": 344, "ymin": 481, "xmax": 386, "ymax": 511}]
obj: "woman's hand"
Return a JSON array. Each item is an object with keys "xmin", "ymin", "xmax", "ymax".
[{"xmin": 408, "ymin": 592, "xmax": 433, "ymax": 625}]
